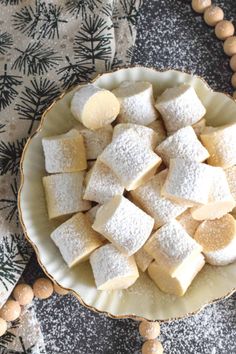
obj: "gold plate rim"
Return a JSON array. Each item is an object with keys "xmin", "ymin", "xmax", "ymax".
[{"xmin": 18, "ymin": 65, "xmax": 236, "ymax": 322}]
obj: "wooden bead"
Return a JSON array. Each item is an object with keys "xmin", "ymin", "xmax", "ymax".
[
  {"xmin": 142, "ymin": 340, "xmax": 164, "ymax": 354},
  {"xmin": 33, "ymin": 278, "xmax": 53, "ymax": 299},
  {"xmin": 231, "ymin": 73, "xmax": 236, "ymax": 89},
  {"xmin": 224, "ymin": 36, "xmax": 236, "ymax": 57},
  {"xmin": 215, "ymin": 21, "xmax": 235, "ymax": 40},
  {"xmin": 0, "ymin": 318, "xmax": 7, "ymax": 336},
  {"xmin": 13, "ymin": 284, "xmax": 34, "ymax": 306},
  {"xmin": 192, "ymin": 0, "xmax": 211, "ymax": 14},
  {"xmin": 53, "ymin": 283, "xmax": 69, "ymax": 296},
  {"xmin": 0, "ymin": 300, "xmax": 21, "ymax": 322},
  {"xmin": 230, "ymin": 55, "xmax": 236, "ymax": 71},
  {"xmin": 203, "ymin": 6, "xmax": 224, "ymax": 27},
  {"xmin": 139, "ymin": 321, "xmax": 161, "ymax": 340}
]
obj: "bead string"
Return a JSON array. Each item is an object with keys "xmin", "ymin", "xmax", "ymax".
[
  {"xmin": 191, "ymin": 0, "xmax": 236, "ymax": 99},
  {"xmin": 0, "ymin": 278, "xmax": 69, "ymax": 337},
  {"xmin": 0, "ymin": 276, "xmax": 163, "ymax": 354},
  {"xmin": 139, "ymin": 321, "xmax": 163, "ymax": 354}
]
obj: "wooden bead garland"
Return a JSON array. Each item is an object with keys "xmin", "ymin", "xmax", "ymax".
[
  {"xmin": 139, "ymin": 321, "xmax": 161, "ymax": 340},
  {"xmin": 139, "ymin": 320, "xmax": 163, "ymax": 353},
  {"xmin": 230, "ymin": 55, "xmax": 236, "ymax": 71},
  {"xmin": 0, "ymin": 278, "xmax": 69, "ymax": 337},
  {"xmin": 33, "ymin": 278, "xmax": 54, "ymax": 299},
  {"xmin": 204, "ymin": 5, "xmax": 224, "ymax": 26},
  {"xmin": 215, "ymin": 20, "xmax": 234, "ymax": 40},
  {"xmin": 142, "ymin": 339, "xmax": 164, "ymax": 354},
  {"xmin": 0, "ymin": 300, "xmax": 21, "ymax": 322},
  {"xmin": 224, "ymin": 36, "xmax": 236, "ymax": 57},
  {"xmin": 13, "ymin": 284, "xmax": 34, "ymax": 306},
  {"xmin": 231, "ymin": 73, "xmax": 236, "ymax": 89},
  {"xmin": 192, "ymin": 3, "xmax": 236, "ymax": 95},
  {"xmin": 191, "ymin": 0, "xmax": 211, "ymax": 14}
]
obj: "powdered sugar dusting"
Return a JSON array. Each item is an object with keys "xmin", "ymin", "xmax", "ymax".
[
  {"xmin": 225, "ymin": 166, "xmax": 236, "ymax": 202},
  {"xmin": 144, "ymin": 220, "xmax": 202, "ymax": 268},
  {"xmin": 131, "ymin": 170, "xmax": 186, "ymax": 228},
  {"xmin": 112, "ymin": 81, "xmax": 158, "ymax": 125},
  {"xmin": 100, "ymin": 129, "xmax": 161, "ymax": 190},
  {"xmin": 191, "ymin": 167, "xmax": 235, "ymax": 219},
  {"xmin": 42, "ymin": 129, "xmax": 87, "ymax": 173},
  {"xmin": 156, "ymin": 126, "xmax": 209, "ymax": 165},
  {"xmin": 155, "ymin": 84, "xmax": 206, "ymax": 133},
  {"xmin": 83, "ymin": 160, "xmax": 124, "ymax": 204},
  {"xmin": 163, "ymin": 158, "xmax": 212, "ymax": 206},
  {"xmin": 112, "ymin": 123, "xmax": 159, "ymax": 149},
  {"xmin": 205, "ymin": 237, "xmax": 236, "ymax": 266},
  {"xmin": 43, "ymin": 172, "xmax": 91, "ymax": 218},
  {"xmin": 90, "ymin": 244, "xmax": 139, "ymax": 289},
  {"xmin": 51, "ymin": 213, "xmax": 103, "ymax": 267},
  {"xmin": 93, "ymin": 196, "xmax": 154, "ymax": 255}
]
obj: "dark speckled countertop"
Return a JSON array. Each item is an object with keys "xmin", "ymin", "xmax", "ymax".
[{"xmin": 24, "ymin": 1, "xmax": 236, "ymax": 353}]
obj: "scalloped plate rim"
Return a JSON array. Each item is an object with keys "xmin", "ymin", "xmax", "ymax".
[{"xmin": 18, "ymin": 65, "xmax": 236, "ymax": 322}]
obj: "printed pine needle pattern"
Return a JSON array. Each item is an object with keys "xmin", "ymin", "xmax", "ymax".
[
  {"xmin": 12, "ymin": 42, "xmax": 62, "ymax": 76},
  {"xmin": 16, "ymin": 77, "xmax": 61, "ymax": 134},
  {"xmin": 0, "ymin": 0, "xmax": 142, "ymax": 352},
  {"xmin": 0, "ymin": 32, "xmax": 13, "ymax": 55},
  {"xmin": 0, "ymin": 64, "xmax": 22, "ymax": 111}
]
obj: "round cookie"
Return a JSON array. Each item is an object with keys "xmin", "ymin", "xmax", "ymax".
[
  {"xmin": 71, "ymin": 84, "xmax": 120, "ymax": 130},
  {"xmin": 194, "ymin": 214, "xmax": 236, "ymax": 265}
]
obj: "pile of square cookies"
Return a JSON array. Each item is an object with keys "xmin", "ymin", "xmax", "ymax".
[{"xmin": 42, "ymin": 81, "xmax": 236, "ymax": 296}]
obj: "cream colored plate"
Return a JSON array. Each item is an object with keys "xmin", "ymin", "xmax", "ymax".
[{"xmin": 19, "ymin": 67, "xmax": 236, "ymax": 321}]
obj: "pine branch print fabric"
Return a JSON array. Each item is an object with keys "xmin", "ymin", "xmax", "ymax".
[{"xmin": 0, "ymin": 0, "xmax": 142, "ymax": 352}]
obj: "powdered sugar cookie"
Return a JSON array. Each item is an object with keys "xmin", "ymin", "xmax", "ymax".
[
  {"xmin": 71, "ymin": 84, "xmax": 120, "ymax": 130},
  {"xmin": 112, "ymin": 81, "xmax": 158, "ymax": 125},
  {"xmin": 51, "ymin": 213, "xmax": 103, "ymax": 267},
  {"xmin": 92, "ymin": 195, "xmax": 154, "ymax": 256},
  {"xmin": 90, "ymin": 244, "xmax": 139, "ymax": 290},
  {"xmin": 155, "ymin": 84, "xmax": 206, "ymax": 133}
]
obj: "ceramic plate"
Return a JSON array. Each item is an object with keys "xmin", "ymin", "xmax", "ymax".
[{"xmin": 19, "ymin": 66, "xmax": 236, "ymax": 321}]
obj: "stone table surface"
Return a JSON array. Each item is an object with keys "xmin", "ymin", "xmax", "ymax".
[{"xmin": 24, "ymin": 1, "xmax": 236, "ymax": 353}]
